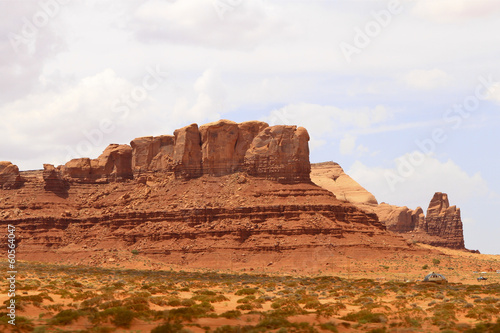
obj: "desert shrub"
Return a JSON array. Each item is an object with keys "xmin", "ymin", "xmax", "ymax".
[
  {"xmin": 319, "ymin": 322, "xmax": 338, "ymax": 332},
  {"xmin": 464, "ymin": 318, "xmax": 500, "ymax": 333},
  {"xmin": 236, "ymin": 303, "xmax": 254, "ymax": 311},
  {"xmin": 432, "ymin": 259, "xmax": 441, "ymax": 266},
  {"xmin": 237, "ymin": 295, "xmax": 256, "ymax": 304},
  {"xmin": 180, "ymin": 299, "xmax": 195, "ymax": 307},
  {"xmin": 191, "ymin": 294, "xmax": 229, "ymax": 303},
  {"xmin": 99, "ymin": 299, "xmax": 123, "ymax": 309},
  {"xmin": 220, "ymin": 310, "xmax": 241, "ymax": 319},
  {"xmin": 213, "ymin": 325, "xmax": 258, "ymax": 333},
  {"xmin": 131, "ymin": 249, "xmax": 139, "ymax": 255},
  {"xmin": 151, "ymin": 322, "xmax": 191, "ymax": 333},
  {"xmin": 304, "ymin": 299, "xmax": 322, "ymax": 309},
  {"xmin": 112, "ymin": 307, "xmax": 134, "ymax": 328},
  {"xmin": 271, "ymin": 297, "xmax": 306, "ymax": 316},
  {"xmin": 340, "ymin": 310, "xmax": 387, "ymax": 324},
  {"xmin": 466, "ymin": 304, "xmax": 499, "ymax": 321},
  {"xmin": 235, "ymin": 288, "xmax": 259, "ymax": 296},
  {"xmin": 73, "ymin": 290, "xmax": 97, "ymax": 301},
  {"xmin": 430, "ymin": 302, "xmax": 457, "ymax": 328},
  {"xmin": 49, "ymin": 309, "xmax": 81, "ymax": 325},
  {"xmin": 316, "ymin": 302, "xmax": 346, "ymax": 318},
  {"xmin": 165, "ymin": 301, "xmax": 214, "ymax": 321}
]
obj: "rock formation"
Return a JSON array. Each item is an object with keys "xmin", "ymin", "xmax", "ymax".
[
  {"xmin": 0, "ymin": 161, "xmax": 23, "ymax": 189},
  {"xmin": 311, "ymin": 163, "xmax": 466, "ymax": 250},
  {"xmin": 61, "ymin": 144, "xmax": 133, "ymax": 183},
  {"xmin": 310, "ymin": 162, "xmax": 377, "ymax": 205},
  {"xmin": 60, "ymin": 120, "xmax": 310, "ymax": 184},
  {"xmin": 0, "ymin": 120, "xmax": 431, "ymax": 271},
  {"xmin": 419, "ymin": 192, "xmax": 465, "ymax": 249}
]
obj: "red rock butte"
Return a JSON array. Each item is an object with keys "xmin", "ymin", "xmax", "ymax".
[{"xmin": 0, "ymin": 120, "xmax": 468, "ymax": 270}]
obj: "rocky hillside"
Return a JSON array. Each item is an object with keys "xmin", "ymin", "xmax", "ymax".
[
  {"xmin": 311, "ymin": 162, "xmax": 466, "ymax": 250},
  {"xmin": 1, "ymin": 120, "xmax": 430, "ymax": 271}
]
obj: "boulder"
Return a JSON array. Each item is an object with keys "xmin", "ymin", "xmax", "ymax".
[{"xmin": 0, "ymin": 161, "xmax": 23, "ymax": 189}]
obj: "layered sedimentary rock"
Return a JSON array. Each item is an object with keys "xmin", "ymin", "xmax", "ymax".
[
  {"xmin": 245, "ymin": 125, "xmax": 310, "ymax": 182},
  {"xmin": 376, "ymin": 204, "xmax": 425, "ymax": 233},
  {"xmin": 61, "ymin": 144, "xmax": 133, "ymax": 183},
  {"xmin": 311, "ymin": 162, "xmax": 377, "ymax": 205},
  {"xmin": 311, "ymin": 162, "xmax": 466, "ymax": 249},
  {"xmin": 43, "ymin": 164, "xmax": 67, "ymax": 194},
  {"xmin": 419, "ymin": 192, "xmax": 465, "ymax": 249},
  {"xmin": 0, "ymin": 161, "xmax": 23, "ymax": 189},
  {"xmin": 60, "ymin": 120, "xmax": 310, "ymax": 184}
]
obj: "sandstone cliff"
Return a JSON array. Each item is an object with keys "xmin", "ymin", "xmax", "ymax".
[
  {"xmin": 0, "ymin": 161, "xmax": 23, "ymax": 189},
  {"xmin": 50, "ymin": 120, "xmax": 310, "ymax": 184},
  {"xmin": 0, "ymin": 120, "xmax": 427, "ymax": 271},
  {"xmin": 311, "ymin": 163, "xmax": 466, "ymax": 250}
]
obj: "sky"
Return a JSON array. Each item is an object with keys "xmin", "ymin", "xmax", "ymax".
[{"xmin": 1, "ymin": 0, "xmax": 499, "ymax": 254}]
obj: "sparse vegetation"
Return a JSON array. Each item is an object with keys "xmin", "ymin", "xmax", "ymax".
[{"xmin": 1, "ymin": 261, "xmax": 499, "ymax": 332}]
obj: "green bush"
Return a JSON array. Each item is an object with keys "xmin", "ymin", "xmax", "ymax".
[
  {"xmin": 49, "ymin": 309, "xmax": 81, "ymax": 325},
  {"xmin": 112, "ymin": 307, "xmax": 134, "ymax": 328},
  {"xmin": 340, "ymin": 310, "xmax": 387, "ymax": 324},
  {"xmin": 235, "ymin": 288, "xmax": 259, "ymax": 296},
  {"xmin": 220, "ymin": 310, "xmax": 242, "ymax": 319},
  {"xmin": 151, "ymin": 322, "xmax": 190, "ymax": 333}
]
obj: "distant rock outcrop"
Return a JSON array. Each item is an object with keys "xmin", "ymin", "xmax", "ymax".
[
  {"xmin": 419, "ymin": 192, "xmax": 465, "ymax": 249},
  {"xmin": 0, "ymin": 161, "xmax": 23, "ymax": 189},
  {"xmin": 311, "ymin": 162, "xmax": 466, "ymax": 250},
  {"xmin": 310, "ymin": 162, "xmax": 377, "ymax": 205}
]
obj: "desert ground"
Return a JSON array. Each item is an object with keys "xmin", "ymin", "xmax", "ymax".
[{"xmin": 1, "ymin": 244, "xmax": 499, "ymax": 333}]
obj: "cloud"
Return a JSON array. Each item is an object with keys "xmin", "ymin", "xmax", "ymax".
[
  {"xmin": 411, "ymin": 0, "xmax": 500, "ymax": 23},
  {"xmin": 403, "ymin": 69, "xmax": 451, "ymax": 90},
  {"xmin": 262, "ymin": 103, "xmax": 392, "ymax": 135},
  {"xmin": 347, "ymin": 153, "xmax": 491, "ymax": 209},
  {"xmin": 131, "ymin": 0, "xmax": 287, "ymax": 50},
  {"xmin": 339, "ymin": 134, "xmax": 357, "ymax": 155}
]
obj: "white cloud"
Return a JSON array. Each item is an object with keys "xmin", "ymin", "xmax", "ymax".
[
  {"xmin": 131, "ymin": 0, "xmax": 287, "ymax": 50},
  {"xmin": 411, "ymin": 0, "xmax": 500, "ymax": 23},
  {"xmin": 339, "ymin": 134, "xmax": 356, "ymax": 155},
  {"xmin": 403, "ymin": 69, "xmax": 451, "ymax": 90},
  {"xmin": 262, "ymin": 103, "xmax": 393, "ymax": 136},
  {"xmin": 347, "ymin": 153, "xmax": 491, "ymax": 209}
]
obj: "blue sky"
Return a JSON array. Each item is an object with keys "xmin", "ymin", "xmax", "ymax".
[{"xmin": 1, "ymin": 0, "xmax": 499, "ymax": 254}]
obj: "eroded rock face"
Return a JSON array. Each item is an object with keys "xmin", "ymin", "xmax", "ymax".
[
  {"xmin": 0, "ymin": 161, "xmax": 23, "ymax": 189},
  {"xmin": 62, "ymin": 144, "xmax": 133, "ymax": 183},
  {"xmin": 311, "ymin": 162, "xmax": 378, "ymax": 205},
  {"xmin": 311, "ymin": 162, "xmax": 466, "ymax": 249},
  {"xmin": 130, "ymin": 135, "xmax": 175, "ymax": 173},
  {"xmin": 420, "ymin": 192, "xmax": 465, "ymax": 249},
  {"xmin": 55, "ymin": 120, "xmax": 311, "ymax": 183},
  {"xmin": 43, "ymin": 164, "xmax": 67, "ymax": 194},
  {"xmin": 173, "ymin": 123, "xmax": 203, "ymax": 179},
  {"xmin": 199, "ymin": 120, "xmax": 239, "ymax": 176},
  {"xmin": 376, "ymin": 204, "xmax": 424, "ymax": 233},
  {"xmin": 245, "ymin": 125, "xmax": 311, "ymax": 182}
]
